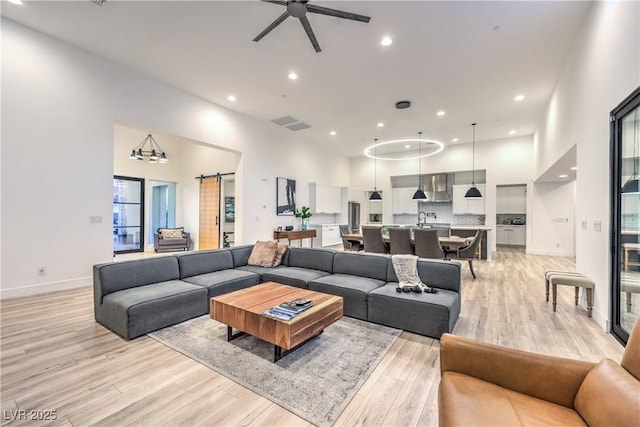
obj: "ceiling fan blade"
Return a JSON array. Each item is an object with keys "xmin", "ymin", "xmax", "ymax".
[
  {"xmin": 299, "ymin": 15, "xmax": 321, "ymax": 53},
  {"xmin": 261, "ymin": 0, "xmax": 288, "ymax": 5},
  {"xmin": 253, "ymin": 11, "xmax": 290, "ymax": 42},
  {"xmin": 306, "ymin": 4, "xmax": 371, "ymax": 23}
]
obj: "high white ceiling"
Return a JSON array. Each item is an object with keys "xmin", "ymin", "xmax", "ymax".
[{"xmin": 2, "ymin": 0, "xmax": 592, "ymax": 157}]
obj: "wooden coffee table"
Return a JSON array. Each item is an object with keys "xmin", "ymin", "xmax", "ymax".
[{"xmin": 210, "ymin": 282, "xmax": 344, "ymax": 362}]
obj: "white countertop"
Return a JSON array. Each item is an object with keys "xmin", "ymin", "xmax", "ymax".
[{"xmin": 449, "ymin": 225, "xmax": 493, "ymax": 230}]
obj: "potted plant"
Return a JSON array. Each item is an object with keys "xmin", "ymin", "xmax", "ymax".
[{"xmin": 294, "ymin": 206, "xmax": 312, "ymax": 230}]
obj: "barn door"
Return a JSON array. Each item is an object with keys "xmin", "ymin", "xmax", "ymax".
[{"xmin": 199, "ymin": 176, "xmax": 220, "ymax": 250}]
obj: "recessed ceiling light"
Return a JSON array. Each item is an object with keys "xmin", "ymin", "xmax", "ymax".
[
  {"xmin": 404, "ymin": 144, "xmax": 411, "ymax": 149},
  {"xmin": 377, "ymin": 122, "xmax": 384, "ymax": 128},
  {"xmin": 509, "ymin": 130, "xmax": 517, "ymax": 135},
  {"xmin": 288, "ymin": 71, "xmax": 298, "ymax": 80},
  {"xmin": 559, "ymin": 174, "xmax": 568, "ymax": 178},
  {"xmin": 514, "ymin": 94, "xmax": 525, "ymax": 102},
  {"xmin": 452, "ymin": 138, "xmax": 459, "ymax": 143},
  {"xmin": 7, "ymin": 0, "xmax": 23, "ymax": 4},
  {"xmin": 380, "ymin": 36, "xmax": 392, "ymax": 47},
  {"xmin": 330, "ymin": 131, "xmax": 337, "ymax": 136},
  {"xmin": 227, "ymin": 95, "xmax": 236, "ymax": 102},
  {"xmin": 437, "ymin": 110, "xmax": 446, "ymax": 116},
  {"xmin": 570, "ymin": 166, "xmax": 577, "ymax": 170}
]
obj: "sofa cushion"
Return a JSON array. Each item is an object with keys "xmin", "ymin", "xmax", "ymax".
[
  {"xmin": 387, "ymin": 258, "xmax": 461, "ymax": 292},
  {"xmin": 230, "ymin": 245, "xmax": 254, "ymax": 267},
  {"xmin": 368, "ymin": 283, "xmax": 460, "ymax": 338},
  {"xmin": 94, "ymin": 256, "xmax": 180, "ymax": 298},
  {"xmin": 308, "ymin": 274, "xmax": 385, "ymax": 320},
  {"xmin": 100, "ymin": 280, "xmax": 207, "ymax": 339},
  {"xmin": 262, "ymin": 267, "xmax": 331, "ymax": 289},
  {"xmin": 273, "ymin": 242, "xmax": 289, "ymax": 267},
  {"xmin": 574, "ymin": 359, "xmax": 640, "ymax": 427},
  {"xmin": 182, "ymin": 269, "xmax": 260, "ymax": 299},
  {"xmin": 176, "ymin": 249, "xmax": 234, "ymax": 279},
  {"xmin": 248, "ymin": 241, "xmax": 278, "ymax": 267},
  {"xmin": 236, "ymin": 265, "xmax": 283, "ymax": 279},
  {"xmin": 333, "ymin": 252, "xmax": 389, "ymax": 281},
  {"xmin": 285, "ymin": 247, "xmax": 335, "ymax": 272},
  {"xmin": 438, "ymin": 371, "xmax": 587, "ymax": 427}
]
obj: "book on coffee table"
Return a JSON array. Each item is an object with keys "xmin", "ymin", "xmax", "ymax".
[{"xmin": 263, "ymin": 299, "xmax": 314, "ymax": 321}]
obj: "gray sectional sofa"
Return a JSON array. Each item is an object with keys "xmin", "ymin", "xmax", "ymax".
[{"xmin": 93, "ymin": 245, "xmax": 461, "ymax": 340}]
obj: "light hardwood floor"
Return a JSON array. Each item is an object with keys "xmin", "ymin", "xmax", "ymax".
[{"xmin": 1, "ymin": 248, "xmax": 624, "ymax": 426}]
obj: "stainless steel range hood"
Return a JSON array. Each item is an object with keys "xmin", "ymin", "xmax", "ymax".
[{"xmin": 423, "ymin": 173, "xmax": 451, "ymax": 202}]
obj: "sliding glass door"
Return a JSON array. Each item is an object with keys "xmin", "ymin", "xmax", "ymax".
[
  {"xmin": 611, "ymin": 87, "xmax": 640, "ymax": 343},
  {"xmin": 113, "ymin": 176, "xmax": 145, "ymax": 254}
]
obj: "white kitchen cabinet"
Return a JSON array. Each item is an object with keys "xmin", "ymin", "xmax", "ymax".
[
  {"xmin": 452, "ymin": 184, "xmax": 486, "ymax": 214},
  {"xmin": 496, "ymin": 225, "xmax": 525, "ymax": 246},
  {"xmin": 510, "ymin": 226, "xmax": 526, "ymax": 245},
  {"xmin": 392, "ymin": 187, "xmax": 418, "ymax": 214},
  {"xmin": 310, "ymin": 183, "xmax": 342, "ymax": 213},
  {"xmin": 497, "ymin": 185, "xmax": 526, "ymax": 214},
  {"xmin": 311, "ymin": 224, "xmax": 342, "ymax": 247},
  {"xmin": 496, "ymin": 225, "xmax": 509, "ymax": 245}
]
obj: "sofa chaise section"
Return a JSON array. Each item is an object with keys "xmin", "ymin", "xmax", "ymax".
[
  {"xmin": 176, "ymin": 248, "xmax": 260, "ymax": 300},
  {"xmin": 93, "ymin": 257, "xmax": 207, "ymax": 339},
  {"xmin": 367, "ymin": 259, "xmax": 461, "ymax": 338},
  {"xmin": 261, "ymin": 247, "xmax": 335, "ymax": 288},
  {"xmin": 308, "ymin": 251, "xmax": 389, "ymax": 320}
]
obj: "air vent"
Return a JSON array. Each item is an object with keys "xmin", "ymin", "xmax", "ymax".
[
  {"xmin": 271, "ymin": 115, "xmax": 311, "ymax": 131},
  {"xmin": 286, "ymin": 122, "xmax": 311, "ymax": 131},
  {"xmin": 271, "ymin": 116, "xmax": 298, "ymax": 126}
]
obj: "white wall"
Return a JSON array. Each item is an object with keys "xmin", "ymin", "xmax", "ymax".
[
  {"xmin": 528, "ymin": 181, "xmax": 576, "ymax": 257},
  {"xmin": 114, "ymin": 125, "xmax": 239, "ymax": 251},
  {"xmin": 350, "ymin": 135, "xmax": 535, "ymax": 254},
  {"xmin": 535, "ymin": 1, "xmax": 640, "ymax": 329},
  {"xmin": 0, "ymin": 19, "xmax": 350, "ymax": 298}
]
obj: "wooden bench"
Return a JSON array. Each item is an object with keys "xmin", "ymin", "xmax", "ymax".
[{"xmin": 544, "ymin": 271, "xmax": 594, "ymax": 318}]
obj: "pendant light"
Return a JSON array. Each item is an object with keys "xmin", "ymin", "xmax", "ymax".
[
  {"xmin": 622, "ymin": 108, "xmax": 639, "ymax": 193},
  {"xmin": 369, "ymin": 139, "xmax": 382, "ymax": 201},
  {"xmin": 465, "ymin": 123, "xmax": 483, "ymax": 198},
  {"xmin": 412, "ymin": 131, "xmax": 428, "ymax": 200}
]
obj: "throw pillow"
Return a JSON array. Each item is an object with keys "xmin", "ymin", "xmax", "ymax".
[
  {"xmin": 272, "ymin": 242, "xmax": 289, "ymax": 267},
  {"xmin": 159, "ymin": 228, "xmax": 184, "ymax": 238},
  {"xmin": 391, "ymin": 254, "xmax": 433, "ymax": 291},
  {"xmin": 248, "ymin": 241, "xmax": 278, "ymax": 267}
]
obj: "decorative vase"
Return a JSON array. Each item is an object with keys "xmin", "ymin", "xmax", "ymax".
[{"xmin": 302, "ymin": 218, "xmax": 309, "ymax": 230}]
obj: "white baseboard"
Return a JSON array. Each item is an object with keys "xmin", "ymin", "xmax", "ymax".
[
  {"xmin": 526, "ymin": 248, "xmax": 575, "ymax": 257},
  {"xmin": 0, "ymin": 277, "xmax": 91, "ymax": 300}
]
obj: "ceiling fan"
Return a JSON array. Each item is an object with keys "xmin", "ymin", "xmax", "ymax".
[{"xmin": 253, "ymin": 0, "xmax": 371, "ymax": 53}]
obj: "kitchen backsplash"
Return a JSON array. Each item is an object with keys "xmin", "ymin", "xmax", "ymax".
[
  {"xmin": 496, "ymin": 214, "xmax": 527, "ymax": 225},
  {"xmin": 393, "ymin": 213, "xmax": 485, "ymax": 226}
]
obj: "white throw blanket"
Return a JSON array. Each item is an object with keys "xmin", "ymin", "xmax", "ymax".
[{"xmin": 391, "ymin": 255, "xmax": 431, "ymax": 291}]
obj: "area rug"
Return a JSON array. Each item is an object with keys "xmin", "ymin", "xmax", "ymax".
[{"xmin": 148, "ymin": 315, "xmax": 401, "ymax": 426}]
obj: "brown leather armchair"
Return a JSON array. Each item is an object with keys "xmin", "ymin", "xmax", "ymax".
[{"xmin": 438, "ymin": 321, "xmax": 640, "ymax": 426}]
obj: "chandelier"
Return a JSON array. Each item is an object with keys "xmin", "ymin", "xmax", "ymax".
[{"xmin": 129, "ymin": 134, "xmax": 168, "ymax": 164}]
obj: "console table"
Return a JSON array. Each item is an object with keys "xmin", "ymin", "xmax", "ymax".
[{"xmin": 274, "ymin": 229, "xmax": 317, "ymax": 247}]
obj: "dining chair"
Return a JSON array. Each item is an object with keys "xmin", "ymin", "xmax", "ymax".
[
  {"xmin": 361, "ymin": 225, "xmax": 389, "ymax": 254},
  {"xmin": 339, "ymin": 224, "xmax": 363, "ymax": 251},
  {"xmin": 430, "ymin": 226, "xmax": 450, "ymax": 238},
  {"xmin": 389, "ymin": 227, "xmax": 414, "ymax": 255},
  {"xmin": 447, "ymin": 230, "xmax": 482, "ymax": 279},
  {"xmin": 414, "ymin": 228, "xmax": 445, "ymax": 259}
]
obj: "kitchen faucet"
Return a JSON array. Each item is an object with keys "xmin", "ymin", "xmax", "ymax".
[{"xmin": 418, "ymin": 211, "xmax": 426, "ymax": 226}]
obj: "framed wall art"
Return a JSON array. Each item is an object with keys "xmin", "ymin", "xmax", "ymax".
[{"xmin": 276, "ymin": 177, "xmax": 296, "ymax": 215}]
